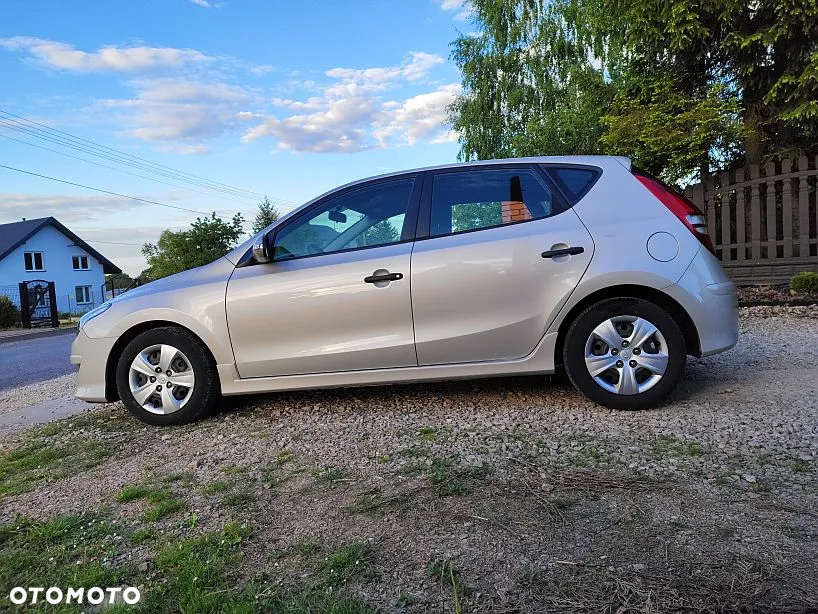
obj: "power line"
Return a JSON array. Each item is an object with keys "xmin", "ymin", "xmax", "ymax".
[
  {"xmin": 0, "ymin": 118, "xmax": 266, "ymax": 203},
  {"xmin": 85, "ymin": 240, "xmax": 147, "ymax": 246},
  {"xmin": 0, "ymin": 163, "xmax": 227, "ymax": 217},
  {"xmin": 0, "ymin": 109, "xmax": 276, "ymax": 202},
  {"xmin": 0, "ymin": 133, "xmax": 266, "ymax": 207}
]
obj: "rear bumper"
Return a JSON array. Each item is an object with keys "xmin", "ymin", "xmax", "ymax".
[
  {"xmin": 71, "ymin": 329, "xmax": 117, "ymax": 402},
  {"xmin": 664, "ymin": 248, "xmax": 739, "ymax": 356}
]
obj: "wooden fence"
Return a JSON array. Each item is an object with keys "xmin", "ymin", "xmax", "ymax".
[{"xmin": 684, "ymin": 156, "xmax": 818, "ymax": 285}]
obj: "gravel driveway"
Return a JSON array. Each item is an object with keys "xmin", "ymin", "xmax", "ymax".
[{"xmin": 0, "ymin": 306, "xmax": 815, "ymax": 612}]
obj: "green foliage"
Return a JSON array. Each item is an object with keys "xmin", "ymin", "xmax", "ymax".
[
  {"xmin": 116, "ymin": 484, "xmax": 152, "ymax": 503},
  {"xmin": 0, "ymin": 514, "xmax": 139, "ymax": 598},
  {"xmin": 790, "ymin": 271, "xmax": 818, "ymax": 295},
  {"xmin": 252, "ymin": 196, "xmax": 281, "ymax": 234},
  {"xmin": 360, "ymin": 219, "xmax": 400, "ymax": 246},
  {"xmin": 141, "ymin": 212, "xmax": 245, "ymax": 280},
  {"xmin": 316, "ymin": 542, "xmax": 373, "ymax": 586},
  {"xmin": 0, "ymin": 295, "xmax": 20, "ymax": 328},
  {"xmin": 451, "ymin": 0, "xmax": 818, "ymax": 181}
]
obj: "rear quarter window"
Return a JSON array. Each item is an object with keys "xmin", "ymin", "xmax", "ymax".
[{"xmin": 543, "ymin": 166, "xmax": 601, "ymax": 204}]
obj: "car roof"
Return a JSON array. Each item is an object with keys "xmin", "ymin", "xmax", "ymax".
[{"xmin": 353, "ymin": 155, "xmax": 630, "ymax": 184}]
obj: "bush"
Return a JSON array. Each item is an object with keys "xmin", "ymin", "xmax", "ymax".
[
  {"xmin": 0, "ymin": 296, "xmax": 21, "ymax": 328},
  {"xmin": 790, "ymin": 271, "xmax": 818, "ymax": 295}
]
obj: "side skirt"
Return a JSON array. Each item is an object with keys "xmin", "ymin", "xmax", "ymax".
[{"xmin": 218, "ymin": 332, "xmax": 558, "ymax": 396}]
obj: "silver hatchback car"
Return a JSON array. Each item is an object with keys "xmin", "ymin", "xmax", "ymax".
[{"xmin": 71, "ymin": 156, "xmax": 738, "ymax": 426}]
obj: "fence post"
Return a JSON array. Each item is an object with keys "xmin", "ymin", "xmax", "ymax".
[
  {"xmin": 781, "ymin": 159, "xmax": 793, "ymax": 258},
  {"xmin": 797, "ymin": 156, "xmax": 810, "ymax": 258},
  {"xmin": 735, "ymin": 168, "xmax": 746, "ymax": 260},
  {"xmin": 18, "ymin": 283, "xmax": 30, "ymax": 328},
  {"xmin": 765, "ymin": 161, "xmax": 777, "ymax": 259},
  {"xmin": 47, "ymin": 281, "xmax": 59, "ymax": 328},
  {"xmin": 749, "ymin": 164, "xmax": 762, "ymax": 260}
]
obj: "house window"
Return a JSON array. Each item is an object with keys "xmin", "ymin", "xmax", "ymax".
[
  {"xmin": 24, "ymin": 252, "xmax": 45, "ymax": 272},
  {"xmin": 72, "ymin": 255, "xmax": 90, "ymax": 270},
  {"xmin": 75, "ymin": 285, "xmax": 92, "ymax": 305}
]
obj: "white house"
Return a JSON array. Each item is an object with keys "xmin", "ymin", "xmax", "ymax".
[{"xmin": 0, "ymin": 217, "xmax": 121, "ymax": 314}]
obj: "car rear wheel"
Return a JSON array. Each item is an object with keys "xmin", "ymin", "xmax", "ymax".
[
  {"xmin": 116, "ymin": 327, "xmax": 219, "ymax": 426},
  {"xmin": 563, "ymin": 297, "xmax": 686, "ymax": 410}
]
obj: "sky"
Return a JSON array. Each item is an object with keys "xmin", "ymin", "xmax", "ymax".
[{"xmin": 0, "ymin": 0, "xmax": 473, "ymax": 275}]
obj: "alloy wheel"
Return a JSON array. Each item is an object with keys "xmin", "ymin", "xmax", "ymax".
[
  {"xmin": 128, "ymin": 344, "xmax": 195, "ymax": 414},
  {"xmin": 583, "ymin": 315, "xmax": 669, "ymax": 395}
]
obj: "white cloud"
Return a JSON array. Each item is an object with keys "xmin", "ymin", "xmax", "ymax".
[
  {"xmin": 243, "ymin": 52, "xmax": 456, "ymax": 153},
  {"xmin": 250, "ymin": 64, "xmax": 274, "ymax": 76},
  {"xmin": 375, "ymin": 84, "xmax": 461, "ymax": 147},
  {"xmin": 189, "ymin": 0, "xmax": 225, "ymax": 7},
  {"xmin": 434, "ymin": 0, "xmax": 472, "ymax": 21},
  {"xmin": 0, "ymin": 37, "xmax": 211, "ymax": 72},
  {"xmin": 101, "ymin": 78, "xmax": 250, "ymax": 151},
  {"xmin": 0, "ymin": 193, "xmax": 145, "ymax": 224}
]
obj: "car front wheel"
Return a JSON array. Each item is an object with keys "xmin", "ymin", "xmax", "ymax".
[
  {"xmin": 115, "ymin": 327, "xmax": 219, "ymax": 426},
  {"xmin": 563, "ymin": 297, "xmax": 687, "ymax": 410}
]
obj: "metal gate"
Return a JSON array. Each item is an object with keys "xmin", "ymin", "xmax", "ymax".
[{"xmin": 18, "ymin": 280, "xmax": 59, "ymax": 329}]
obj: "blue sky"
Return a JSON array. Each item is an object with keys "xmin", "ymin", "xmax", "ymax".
[{"xmin": 0, "ymin": 0, "xmax": 472, "ymax": 275}]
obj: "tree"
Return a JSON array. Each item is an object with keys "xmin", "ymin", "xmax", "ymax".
[
  {"xmin": 450, "ymin": 0, "xmax": 818, "ymax": 183},
  {"xmin": 361, "ymin": 219, "xmax": 400, "ymax": 246},
  {"xmin": 251, "ymin": 196, "xmax": 281, "ymax": 234},
  {"xmin": 449, "ymin": 0, "xmax": 615, "ymax": 162},
  {"xmin": 142, "ymin": 213, "xmax": 246, "ymax": 280}
]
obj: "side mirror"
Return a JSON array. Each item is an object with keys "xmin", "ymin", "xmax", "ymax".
[{"xmin": 252, "ymin": 233, "xmax": 272, "ymax": 264}]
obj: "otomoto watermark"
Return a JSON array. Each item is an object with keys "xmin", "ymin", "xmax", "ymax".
[{"xmin": 9, "ymin": 586, "xmax": 141, "ymax": 606}]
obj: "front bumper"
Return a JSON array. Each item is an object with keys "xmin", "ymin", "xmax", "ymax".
[
  {"xmin": 71, "ymin": 329, "xmax": 117, "ymax": 402},
  {"xmin": 664, "ymin": 248, "xmax": 739, "ymax": 356}
]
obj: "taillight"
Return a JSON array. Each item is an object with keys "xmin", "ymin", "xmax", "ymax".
[{"xmin": 634, "ymin": 172, "xmax": 715, "ymax": 255}]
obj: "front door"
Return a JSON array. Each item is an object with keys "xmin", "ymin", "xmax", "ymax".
[
  {"xmin": 226, "ymin": 176, "xmax": 419, "ymax": 378},
  {"xmin": 411, "ymin": 165, "xmax": 594, "ymax": 365}
]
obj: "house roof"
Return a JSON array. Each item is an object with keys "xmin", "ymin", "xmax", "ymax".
[{"xmin": 0, "ymin": 217, "xmax": 122, "ymax": 274}]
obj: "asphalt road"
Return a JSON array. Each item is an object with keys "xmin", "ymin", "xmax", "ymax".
[{"xmin": 0, "ymin": 332, "xmax": 76, "ymax": 391}]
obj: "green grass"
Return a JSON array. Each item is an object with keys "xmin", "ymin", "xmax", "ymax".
[
  {"xmin": 0, "ymin": 514, "xmax": 140, "ymax": 602},
  {"xmin": 311, "ymin": 466, "xmax": 347, "ymax": 483},
  {"xmin": 0, "ymin": 515, "xmax": 375, "ymax": 613},
  {"xmin": 418, "ymin": 427, "xmax": 438, "ymax": 442},
  {"xmin": 650, "ymin": 436, "xmax": 704, "ymax": 460},
  {"xmin": 116, "ymin": 484, "xmax": 153, "ymax": 503},
  {"xmin": 427, "ymin": 558, "xmax": 468, "ymax": 609},
  {"xmin": 293, "ymin": 537, "xmax": 322, "ymax": 556},
  {"xmin": 316, "ymin": 541, "xmax": 374, "ymax": 586},
  {"xmin": 429, "ymin": 457, "xmax": 492, "ymax": 496},
  {"xmin": 143, "ymin": 490, "xmax": 187, "ymax": 521},
  {"xmin": 0, "ymin": 439, "xmax": 113, "ymax": 500},
  {"xmin": 201, "ymin": 480, "xmax": 231, "ymax": 495},
  {"xmin": 222, "ymin": 491, "xmax": 256, "ymax": 507},
  {"xmin": 791, "ymin": 458, "xmax": 812, "ymax": 473},
  {"xmin": 131, "ymin": 527, "xmax": 156, "ymax": 544}
]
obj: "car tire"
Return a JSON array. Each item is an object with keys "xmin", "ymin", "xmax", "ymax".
[
  {"xmin": 115, "ymin": 326, "xmax": 219, "ymax": 426},
  {"xmin": 563, "ymin": 297, "xmax": 686, "ymax": 410}
]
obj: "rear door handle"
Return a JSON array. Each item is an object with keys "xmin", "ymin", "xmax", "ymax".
[
  {"xmin": 364, "ymin": 272, "xmax": 403, "ymax": 283},
  {"xmin": 541, "ymin": 246, "xmax": 584, "ymax": 258}
]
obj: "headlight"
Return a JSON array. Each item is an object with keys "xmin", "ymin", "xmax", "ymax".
[{"xmin": 79, "ymin": 302, "xmax": 112, "ymax": 330}]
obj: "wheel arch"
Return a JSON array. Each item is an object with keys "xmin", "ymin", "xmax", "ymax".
[
  {"xmin": 554, "ymin": 284, "xmax": 701, "ymax": 368},
  {"xmin": 104, "ymin": 320, "xmax": 219, "ymax": 402}
]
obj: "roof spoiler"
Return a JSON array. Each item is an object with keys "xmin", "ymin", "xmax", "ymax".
[{"xmin": 613, "ymin": 156, "xmax": 632, "ymax": 171}]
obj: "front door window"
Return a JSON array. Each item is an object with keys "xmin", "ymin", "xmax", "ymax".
[{"xmin": 273, "ymin": 179, "xmax": 414, "ymax": 260}]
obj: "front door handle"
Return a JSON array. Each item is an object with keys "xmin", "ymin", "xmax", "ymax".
[
  {"xmin": 364, "ymin": 272, "xmax": 403, "ymax": 284},
  {"xmin": 542, "ymin": 246, "xmax": 584, "ymax": 259}
]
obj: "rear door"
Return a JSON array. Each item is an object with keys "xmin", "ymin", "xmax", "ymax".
[{"xmin": 410, "ymin": 164, "xmax": 594, "ymax": 365}]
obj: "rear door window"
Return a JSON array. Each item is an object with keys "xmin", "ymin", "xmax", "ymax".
[
  {"xmin": 429, "ymin": 168, "xmax": 555, "ymax": 237},
  {"xmin": 543, "ymin": 166, "xmax": 601, "ymax": 204}
]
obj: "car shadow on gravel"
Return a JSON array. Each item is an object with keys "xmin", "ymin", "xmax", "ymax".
[{"xmin": 212, "ymin": 373, "xmax": 578, "ymax": 421}]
